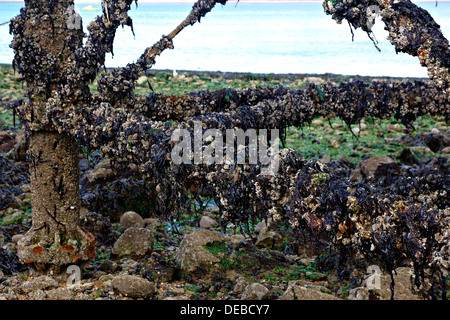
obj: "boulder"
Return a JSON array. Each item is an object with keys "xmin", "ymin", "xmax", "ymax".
[
  {"xmin": 240, "ymin": 283, "xmax": 269, "ymax": 300},
  {"xmin": 255, "ymin": 220, "xmax": 283, "ymax": 250},
  {"xmin": 32, "ymin": 275, "xmax": 59, "ymax": 291},
  {"xmin": 199, "ymin": 215, "xmax": 218, "ymax": 229},
  {"xmin": 233, "ymin": 277, "xmax": 250, "ymax": 295},
  {"xmin": 111, "ymin": 274, "xmax": 155, "ymax": 299},
  {"xmin": 119, "ymin": 211, "xmax": 145, "ymax": 232},
  {"xmin": 112, "ymin": 227, "xmax": 153, "ymax": 258},
  {"xmin": 174, "ymin": 229, "xmax": 229, "ymax": 273}
]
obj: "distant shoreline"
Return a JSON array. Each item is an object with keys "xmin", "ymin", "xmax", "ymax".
[{"xmin": 0, "ymin": 63, "xmax": 429, "ymax": 81}]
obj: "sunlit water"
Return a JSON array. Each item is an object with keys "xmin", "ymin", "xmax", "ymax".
[{"xmin": 0, "ymin": 1, "xmax": 449, "ymax": 77}]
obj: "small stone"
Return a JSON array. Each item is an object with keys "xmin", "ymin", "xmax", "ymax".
[
  {"xmin": 119, "ymin": 211, "xmax": 145, "ymax": 232},
  {"xmin": 430, "ymin": 128, "xmax": 440, "ymax": 133},
  {"xmin": 174, "ymin": 229, "xmax": 229, "ymax": 273},
  {"xmin": 319, "ymin": 153, "xmax": 331, "ymax": 164},
  {"xmin": 330, "ymin": 139, "xmax": 340, "ymax": 148},
  {"xmin": 136, "ymin": 75, "xmax": 148, "ymax": 85},
  {"xmin": 233, "ymin": 277, "xmax": 249, "ymax": 295},
  {"xmin": 111, "ymin": 274, "xmax": 155, "ymax": 299},
  {"xmin": 32, "ymin": 275, "xmax": 59, "ymax": 290},
  {"xmin": 46, "ymin": 288, "xmax": 74, "ymax": 300},
  {"xmin": 240, "ymin": 283, "xmax": 269, "ymax": 300},
  {"xmin": 199, "ymin": 215, "xmax": 218, "ymax": 229},
  {"xmin": 112, "ymin": 227, "xmax": 153, "ymax": 258},
  {"xmin": 350, "ymin": 156, "xmax": 396, "ymax": 182},
  {"xmin": 11, "ymin": 234, "xmax": 24, "ymax": 243},
  {"xmin": 386, "ymin": 123, "xmax": 403, "ymax": 133}
]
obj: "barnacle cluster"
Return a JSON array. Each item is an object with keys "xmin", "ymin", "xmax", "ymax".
[{"xmin": 8, "ymin": 0, "xmax": 450, "ymax": 295}]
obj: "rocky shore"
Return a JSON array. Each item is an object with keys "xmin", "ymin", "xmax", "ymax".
[{"xmin": 0, "ymin": 67, "xmax": 449, "ymax": 300}]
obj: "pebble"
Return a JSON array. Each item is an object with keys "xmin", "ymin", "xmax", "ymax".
[
  {"xmin": 11, "ymin": 234, "xmax": 23, "ymax": 243},
  {"xmin": 330, "ymin": 139, "xmax": 340, "ymax": 148}
]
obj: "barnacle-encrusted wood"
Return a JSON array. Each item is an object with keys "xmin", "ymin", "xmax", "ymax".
[
  {"xmin": 8, "ymin": 0, "xmax": 450, "ymax": 296},
  {"xmin": 9, "ymin": 0, "xmax": 229, "ymax": 272},
  {"xmin": 9, "ymin": 0, "xmax": 95, "ymax": 272}
]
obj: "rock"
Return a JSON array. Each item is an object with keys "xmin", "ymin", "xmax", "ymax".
[
  {"xmin": 164, "ymin": 295, "xmax": 190, "ymax": 300},
  {"xmin": 441, "ymin": 146, "xmax": 450, "ymax": 154},
  {"xmin": 348, "ymin": 287, "xmax": 371, "ymax": 300},
  {"xmin": 240, "ymin": 283, "xmax": 269, "ymax": 300},
  {"xmin": 0, "ymin": 131, "xmax": 15, "ymax": 154},
  {"xmin": 331, "ymin": 123, "xmax": 343, "ymax": 129},
  {"xmin": 255, "ymin": 230, "xmax": 283, "ymax": 250},
  {"xmin": 386, "ymin": 123, "xmax": 403, "ymax": 133},
  {"xmin": 174, "ymin": 229, "xmax": 229, "ymax": 273},
  {"xmin": 398, "ymin": 148, "xmax": 421, "ymax": 165},
  {"xmin": 45, "ymin": 288, "xmax": 74, "ymax": 300},
  {"xmin": 99, "ymin": 259, "xmax": 118, "ymax": 273},
  {"xmin": 423, "ymin": 132, "xmax": 449, "ymax": 152},
  {"xmin": 11, "ymin": 234, "xmax": 23, "ymax": 243},
  {"xmin": 136, "ymin": 75, "xmax": 148, "ymax": 86},
  {"xmin": 111, "ymin": 274, "xmax": 155, "ymax": 299},
  {"xmin": 255, "ymin": 220, "xmax": 283, "ymax": 250},
  {"xmin": 359, "ymin": 122, "xmax": 368, "ymax": 131},
  {"xmin": 311, "ymin": 119, "xmax": 323, "ymax": 126},
  {"xmin": 119, "ymin": 211, "xmax": 145, "ymax": 232},
  {"xmin": 32, "ymin": 275, "xmax": 59, "ymax": 290},
  {"xmin": 350, "ymin": 156, "xmax": 396, "ymax": 182},
  {"xmin": 112, "ymin": 227, "xmax": 153, "ymax": 258},
  {"xmin": 280, "ymin": 280, "xmax": 340, "ymax": 300},
  {"xmin": 319, "ymin": 153, "xmax": 331, "ymax": 164},
  {"xmin": 2, "ymin": 210, "xmax": 23, "ymax": 224},
  {"xmin": 330, "ymin": 139, "xmax": 340, "ymax": 149},
  {"xmin": 118, "ymin": 258, "xmax": 139, "ymax": 274},
  {"xmin": 407, "ymin": 146, "xmax": 434, "ymax": 163},
  {"xmin": 230, "ymin": 234, "xmax": 246, "ymax": 247},
  {"xmin": 199, "ymin": 215, "xmax": 218, "ymax": 229},
  {"xmin": 430, "ymin": 128, "xmax": 440, "ymax": 134},
  {"xmin": 233, "ymin": 277, "xmax": 249, "ymax": 295}
]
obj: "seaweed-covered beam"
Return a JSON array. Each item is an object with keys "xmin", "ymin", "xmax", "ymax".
[
  {"xmin": 47, "ymin": 80, "xmax": 449, "ymax": 173},
  {"xmin": 323, "ymin": 0, "xmax": 450, "ymax": 94},
  {"xmin": 128, "ymin": 80, "xmax": 449, "ymax": 127}
]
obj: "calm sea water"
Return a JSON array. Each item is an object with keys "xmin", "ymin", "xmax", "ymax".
[{"xmin": 0, "ymin": 1, "xmax": 449, "ymax": 77}]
